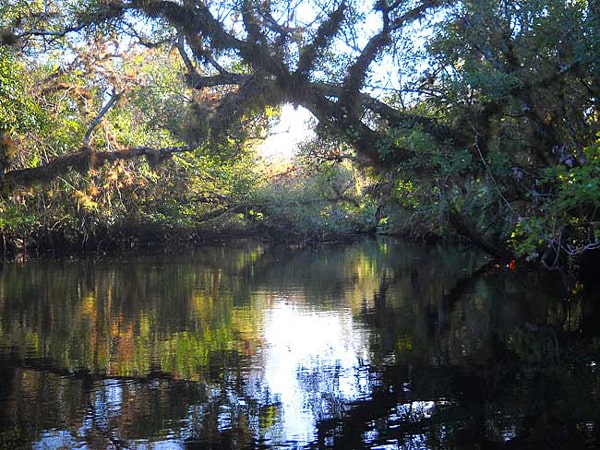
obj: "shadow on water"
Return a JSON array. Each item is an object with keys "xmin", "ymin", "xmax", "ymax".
[{"xmin": 0, "ymin": 237, "xmax": 599, "ymax": 449}]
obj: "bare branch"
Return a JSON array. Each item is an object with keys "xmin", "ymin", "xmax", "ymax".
[
  {"xmin": 176, "ymin": 34, "xmax": 196, "ymax": 73},
  {"xmin": 83, "ymin": 90, "xmax": 123, "ymax": 147}
]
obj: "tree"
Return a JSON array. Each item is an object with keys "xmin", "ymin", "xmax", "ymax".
[
  {"xmin": 413, "ymin": 0, "xmax": 600, "ymax": 264},
  {"xmin": 1, "ymin": 0, "xmax": 598, "ymax": 267},
  {"xmin": 0, "ymin": 12, "xmax": 263, "ymax": 254},
  {"xmin": 2, "ymin": 0, "xmax": 448, "ymax": 179}
]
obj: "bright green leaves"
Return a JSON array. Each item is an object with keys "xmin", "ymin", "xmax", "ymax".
[
  {"xmin": 0, "ymin": 48, "xmax": 41, "ymax": 136},
  {"xmin": 548, "ymin": 164, "xmax": 600, "ymax": 211},
  {"xmin": 509, "ymin": 217, "xmax": 549, "ymax": 261},
  {"xmin": 393, "ymin": 179, "xmax": 418, "ymax": 209}
]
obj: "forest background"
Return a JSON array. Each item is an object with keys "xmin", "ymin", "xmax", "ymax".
[{"xmin": 0, "ymin": 0, "xmax": 599, "ymax": 275}]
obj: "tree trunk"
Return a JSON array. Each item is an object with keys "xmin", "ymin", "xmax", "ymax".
[{"xmin": 448, "ymin": 209, "xmax": 512, "ymax": 261}]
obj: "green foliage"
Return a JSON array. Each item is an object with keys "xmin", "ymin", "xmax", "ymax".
[
  {"xmin": 374, "ymin": 123, "xmax": 500, "ymax": 240},
  {"xmin": 547, "ymin": 145, "xmax": 600, "ymax": 209},
  {"xmin": 254, "ymin": 156, "xmax": 377, "ymax": 241},
  {"xmin": 0, "ymin": 48, "xmax": 41, "ymax": 135},
  {"xmin": 0, "ymin": 28, "xmax": 273, "ymax": 257},
  {"xmin": 124, "ymin": 50, "xmax": 191, "ymax": 147},
  {"xmin": 368, "ymin": 0, "xmax": 598, "ymax": 263},
  {"xmin": 510, "ymin": 142, "xmax": 600, "ymax": 260},
  {"xmin": 0, "ymin": 201, "xmax": 38, "ymax": 235}
]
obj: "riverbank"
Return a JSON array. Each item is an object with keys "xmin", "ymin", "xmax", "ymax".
[
  {"xmin": 0, "ymin": 220, "xmax": 372, "ymax": 262},
  {"xmin": 3, "ymin": 219, "xmax": 599, "ymax": 292}
]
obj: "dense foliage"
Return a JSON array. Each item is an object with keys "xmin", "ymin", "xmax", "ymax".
[{"xmin": 0, "ymin": 0, "xmax": 598, "ymax": 271}]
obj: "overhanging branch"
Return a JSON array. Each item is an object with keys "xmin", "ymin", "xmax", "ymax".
[
  {"xmin": 2, "ymin": 145, "xmax": 190, "ymax": 192},
  {"xmin": 296, "ymin": 2, "xmax": 347, "ymax": 76},
  {"xmin": 185, "ymin": 73, "xmax": 251, "ymax": 90}
]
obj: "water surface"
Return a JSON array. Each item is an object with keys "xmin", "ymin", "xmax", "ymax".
[{"xmin": 0, "ymin": 238, "xmax": 598, "ymax": 449}]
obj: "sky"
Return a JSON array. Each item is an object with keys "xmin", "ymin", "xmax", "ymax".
[{"xmin": 258, "ymin": 104, "xmax": 316, "ymax": 161}]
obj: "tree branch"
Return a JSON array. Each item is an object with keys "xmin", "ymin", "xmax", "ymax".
[
  {"xmin": 448, "ymin": 209, "xmax": 513, "ymax": 260},
  {"xmin": 296, "ymin": 3, "xmax": 347, "ymax": 76},
  {"xmin": 2, "ymin": 146, "xmax": 189, "ymax": 192},
  {"xmin": 390, "ymin": 0, "xmax": 441, "ymax": 30},
  {"xmin": 341, "ymin": 0, "xmax": 441, "ymax": 116},
  {"xmin": 185, "ymin": 73, "xmax": 251, "ymax": 90},
  {"xmin": 342, "ymin": 30, "xmax": 390, "ymax": 109},
  {"xmin": 176, "ymin": 34, "xmax": 196, "ymax": 74},
  {"xmin": 83, "ymin": 90, "xmax": 122, "ymax": 147},
  {"xmin": 134, "ymin": 0, "xmax": 242, "ymax": 50},
  {"xmin": 208, "ymin": 78, "xmax": 285, "ymax": 137}
]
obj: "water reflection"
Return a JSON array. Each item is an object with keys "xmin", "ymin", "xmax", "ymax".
[
  {"xmin": 261, "ymin": 298, "xmax": 371, "ymax": 442},
  {"xmin": 0, "ymin": 238, "xmax": 598, "ymax": 449}
]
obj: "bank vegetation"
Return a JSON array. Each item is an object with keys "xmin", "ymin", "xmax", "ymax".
[{"xmin": 0, "ymin": 0, "xmax": 599, "ymax": 275}]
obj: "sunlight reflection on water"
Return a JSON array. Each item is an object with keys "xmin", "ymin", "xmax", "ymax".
[{"xmin": 261, "ymin": 296, "xmax": 372, "ymax": 442}]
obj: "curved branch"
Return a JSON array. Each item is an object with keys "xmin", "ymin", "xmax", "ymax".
[
  {"xmin": 83, "ymin": 90, "xmax": 122, "ymax": 147},
  {"xmin": 342, "ymin": 29, "xmax": 390, "ymax": 108},
  {"xmin": 208, "ymin": 78, "xmax": 285, "ymax": 137},
  {"xmin": 305, "ymin": 82, "xmax": 455, "ymax": 143},
  {"xmin": 358, "ymin": 93, "xmax": 456, "ymax": 141},
  {"xmin": 341, "ymin": 0, "xmax": 441, "ymax": 116},
  {"xmin": 2, "ymin": 145, "xmax": 189, "ymax": 192}
]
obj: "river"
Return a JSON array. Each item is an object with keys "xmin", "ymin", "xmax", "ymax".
[{"xmin": 0, "ymin": 238, "xmax": 598, "ymax": 449}]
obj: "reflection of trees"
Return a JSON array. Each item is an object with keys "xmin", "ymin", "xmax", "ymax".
[
  {"xmin": 0, "ymin": 239, "xmax": 598, "ymax": 448},
  {"xmin": 0, "ymin": 351, "xmax": 270, "ymax": 448},
  {"xmin": 0, "ymin": 237, "xmax": 483, "ymax": 378},
  {"xmin": 328, "ymin": 264, "xmax": 600, "ymax": 449},
  {"xmin": 1, "ymin": 239, "xmax": 407, "ymax": 447},
  {"xmin": 312, "ymin": 348, "xmax": 600, "ymax": 449},
  {"xmin": 0, "ymin": 245, "xmax": 268, "ymax": 377}
]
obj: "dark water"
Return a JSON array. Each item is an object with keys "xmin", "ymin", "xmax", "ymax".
[{"xmin": 0, "ymin": 238, "xmax": 599, "ymax": 449}]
